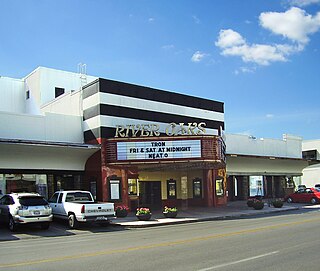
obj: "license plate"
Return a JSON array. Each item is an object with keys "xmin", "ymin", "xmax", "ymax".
[
  {"xmin": 34, "ymin": 211, "xmax": 40, "ymax": 215},
  {"xmin": 96, "ymin": 217, "xmax": 107, "ymax": 221}
]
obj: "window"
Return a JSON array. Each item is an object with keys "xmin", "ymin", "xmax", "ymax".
[
  {"xmin": 216, "ymin": 178, "xmax": 224, "ymax": 196},
  {"xmin": 19, "ymin": 196, "xmax": 48, "ymax": 206},
  {"xmin": 26, "ymin": 90, "xmax": 30, "ymax": 99},
  {"xmin": 49, "ymin": 193, "xmax": 59, "ymax": 203},
  {"xmin": 58, "ymin": 193, "xmax": 63, "ymax": 203},
  {"xmin": 128, "ymin": 179, "xmax": 138, "ymax": 195},
  {"xmin": 1, "ymin": 196, "xmax": 14, "ymax": 205},
  {"xmin": 55, "ymin": 87, "xmax": 65, "ymax": 98},
  {"xmin": 167, "ymin": 179, "xmax": 177, "ymax": 199},
  {"xmin": 193, "ymin": 178, "xmax": 202, "ymax": 198}
]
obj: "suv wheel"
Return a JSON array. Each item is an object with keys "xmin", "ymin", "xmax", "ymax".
[{"xmin": 8, "ymin": 216, "xmax": 17, "ymax": 232}]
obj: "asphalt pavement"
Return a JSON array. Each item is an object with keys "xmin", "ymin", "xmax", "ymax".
[{"xmin": 1, "ymin": 201, "xmax": 319, "ymax": 242}]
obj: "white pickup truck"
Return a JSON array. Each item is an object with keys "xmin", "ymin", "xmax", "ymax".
[{"xmin": 48, "ymin": 190, "xmax": 115, "ymax": 229}]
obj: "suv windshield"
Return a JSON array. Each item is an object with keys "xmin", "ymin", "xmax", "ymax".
[{"xmin": 19, "ymin": 196, "xmax": 48, "ymax": 206}]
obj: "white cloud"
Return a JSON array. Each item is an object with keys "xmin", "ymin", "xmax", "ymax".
[
  {"xmin": 148, "ymin": 17, "xmax": 155, "ymax": 23},
  {"xmin": 266, "ymin": 114, "xmax": 275, "ymax": 118},
  {"xmin": 162, "ymin": 44, "xmax": 175, "ymax": 50},
  {"xmin": 192, "ymin": 15, "xmax": 201, "ymax": 24},
  {"xmin": 215, "ymin": 29, "xmax": 301, "ymax": 65},
  {"xmin": 259, "ymin": 7, "xmax": 320, "ymax": 44},
  {"xmin": 215, "ymin": 29, "xmax": 246, "ymax": 48},
  {"xmin": 288, "ymin": 0, "xmax": 320, "ymax": 7},
  {"xmin": 235, "ymin": 66, "xmax": 256, "ymax": 74},
  {"xmin": 191, "ymin": 51, "xmax": 208, "ymax": 62},
  {"xmin": 215, "ymin": 8, "xmax": 320, "ymax": 66}
]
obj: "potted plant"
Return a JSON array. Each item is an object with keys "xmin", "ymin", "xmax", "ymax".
[
  {"xmin": 252, "ymin": 199, "xmax": 264, "ymax": 210},
  {"xmin": 247, "ymin": 198, "xmax": 254, "ymax": 207},
  {"xmin": 115, "ymin": 205, "xmax": 129, "ymax": 217},
  {"xmin": 272, "ymin": 199, "xmax": 284, "ymax": 208},
  {"xmin": 163, "ymin": 206, "xmax": 178, "ymax": 218},
  {"xmin": 136, "ymin": 207, "xmax": 152, "ymax": 221}
]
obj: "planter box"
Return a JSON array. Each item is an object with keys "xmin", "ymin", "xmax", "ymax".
[
  {"xmin": 253, "ymin": 201, "xmax": 264, "ymax": 210},
  {"xmin": 163, "ymin": 211, "xmax": 178, "ymax": 218},
  {"xmin": 116, "ymin": 209, "xmax": 128, "ymax": 218},
  {"xmin": 136, "ymin": 214, "xmax": 152, "ymax": 221}
]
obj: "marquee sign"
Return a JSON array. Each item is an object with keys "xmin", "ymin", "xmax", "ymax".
[
  {"xmin": 117, "ymin": 140, "xmax": 201, "ymax": 161},
  {"xmin": 114, "ymin": 122, "xmax": 206, "ymax": 138}
]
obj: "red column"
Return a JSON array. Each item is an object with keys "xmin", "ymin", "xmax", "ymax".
[
  {"xmin": 101, "ymin": 138, "xmax": 109, "ymax": 202},
  {"xmin": 204, "ymin": 169, "xmax": 214, "ymax": 207},
  {"xmin": 121, "ymin": 169, "xmax": 129, "ymax": 207}
]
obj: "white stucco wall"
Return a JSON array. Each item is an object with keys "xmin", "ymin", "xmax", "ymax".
[
  {"xmin": 0, "ymin": 111, "xmax": 83, "ymax": 143},
  {"xmin": 226, "ymin": 133, "xmax": 302, "ymax": 159},
  {"xmin": 0, "ymin": 77, "xmax": 25, "ymax": 113},
  {"xmin": 40, "ymin": 89, "xmax": 83, "ymax": 116},
  {"xmin": 24, "ymin": 67, "xmax": 97, "ymax": 109},
  {"xmin": 301, "ymin": 140, "xmax": 320, "ymax": 186}
]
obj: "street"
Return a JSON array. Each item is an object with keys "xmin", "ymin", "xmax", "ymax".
[{"xmin": 1, "ymin": 209, "xmax": 320, "ymax": 271}]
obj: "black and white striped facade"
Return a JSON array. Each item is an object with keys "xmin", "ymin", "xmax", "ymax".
[{"xmin": 82, "ymin": 78, "xmax": 224, "ymax": 143}]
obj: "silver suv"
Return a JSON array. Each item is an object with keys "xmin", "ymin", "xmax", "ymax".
[{"xmin": 0, "ymin": 193, "xmax": 53, "ymax": 231}]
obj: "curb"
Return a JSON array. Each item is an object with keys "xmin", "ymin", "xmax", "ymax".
[{"xmin": 110, "ymin": 206, "xmax": 300, "ymax": 228}]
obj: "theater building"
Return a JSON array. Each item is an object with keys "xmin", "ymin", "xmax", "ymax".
[
  {"xmin": 82, "ymin": 78, "xmax": 226, "ymax": 210},
  {"xmin": 0, "ymin": 67, "xmax": 226, "ymax": 210}
]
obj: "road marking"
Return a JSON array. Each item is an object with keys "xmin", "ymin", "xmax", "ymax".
[
  {"xmin": 197, "ymin": 251, "xmax": 279, "ymax": 270},
  {"xmin": 0, "ymin": 217, "xmax": 319, "ymax": 268}
]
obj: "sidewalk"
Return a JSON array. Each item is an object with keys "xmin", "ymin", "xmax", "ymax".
[{"xmin": 111, "ymin": 201, "xmax": 303, "ymax": 228}]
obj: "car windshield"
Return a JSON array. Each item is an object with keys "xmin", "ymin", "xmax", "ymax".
[
  {"xmin": 19, "ymin": 196, "xmax": 48, "ymax": 206},
  {"xmin": 65, "ymin": 192, "xmax": 93, "ymax": 202}
]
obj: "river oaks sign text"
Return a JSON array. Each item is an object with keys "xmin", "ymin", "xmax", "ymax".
[{"xmin": 114, "ymin": 122, "xmax": 206, "ymax": 138}]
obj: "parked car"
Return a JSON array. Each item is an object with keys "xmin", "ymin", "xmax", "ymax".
[
  {"xmin": 315, "ymin": 184, "xmax": 320, "ymax": 191},
  {"xmin": 285, "ymin": 188, "xmax": 320, "ymax": 204},
  {"xmin": 0, "ymin": 193, "xmax": 53, "ymax": 232},
  {"xmin": 297, "ymin": 184, "xmax": 306, "ymax": 191},
  {"xmin": 48, "ymin": 190, "xmax": 115, "ymax": 229}
]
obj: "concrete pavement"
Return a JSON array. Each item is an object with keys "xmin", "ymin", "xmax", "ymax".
[{"xmin": 1, "ymin": 201, "xmax": 319, "ymax": 241}]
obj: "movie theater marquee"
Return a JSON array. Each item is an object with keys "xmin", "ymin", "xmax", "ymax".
[{"xmin": 117, "ymin": 140, "xmax": 201, "ymax": 161}]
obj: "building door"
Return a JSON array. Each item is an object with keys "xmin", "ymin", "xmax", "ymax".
[{"xmin": 139, "ymin": 181, "xmax": 162, "ymax": 210}]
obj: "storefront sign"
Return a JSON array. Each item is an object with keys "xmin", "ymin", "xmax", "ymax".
[
  {"xmin": 114, "ymin": 122, "xmax": 206, "ymax": 138},
  {"xmin": 117, "ymin": 140, "xmax": 201, "ymax": 160}
]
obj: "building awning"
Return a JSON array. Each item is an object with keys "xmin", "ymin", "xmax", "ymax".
[
  {"xmin": 226, "ymin": 155, "xmax": 309, "ymax": 176},
  {"xmin": 0, "ymin": 139, "xmax": 100, "ymax": 172}
]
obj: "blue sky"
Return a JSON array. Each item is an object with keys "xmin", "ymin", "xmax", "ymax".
[{"xmin": 1, "ymin": 0, "xmax": 320, "ymax": 140}]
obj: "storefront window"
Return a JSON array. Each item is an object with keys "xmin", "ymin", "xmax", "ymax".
[
  {"xmin": 216, "ymin": 178, "xmax": 224, "ymax": 196},
  {"xmin": 167, "ymin": 179, "xmax": 176, "ymax": 199},
  {"xmin": 249, "ymin": 176, "xmax": 264, "ymax": 196},
  {"xmin": 2, "ymin": 174, "xmax": 48, "ymax": 198},
  {"xmin": 128, "ymin": 179, "xmax": 138, "ymax": 195},
  {"xmin": 193, "ymin": 178, "xmax": 202, "ymax": 198}
]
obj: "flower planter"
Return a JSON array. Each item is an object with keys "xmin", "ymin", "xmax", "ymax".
[
  {"xmin": 136, "ymin": 213, "xmax": 152, "ymax": 221},
  {"xmin": 163, "ymin": 211, "xmax": 178, "ymax": 218},
  {"xmin": 116, "ymin": 209, "xmax": 128, "ymax": 218},
  {"xmin": 252, "ymin": 201, "xmax": 264, "ymax": 210},
  {"xmin": 247, "ymin": 199, "xmax": 254, "ymax": 207},
  {"xmin": 272, "ymin": 200, "xmax": 284, "ymax": 208}
]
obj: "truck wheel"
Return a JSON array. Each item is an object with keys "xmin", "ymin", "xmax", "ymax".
[
  {"xmin": 8, "ymin": 216, "xmax": 17, "ymax": 232},
  {"xmin": 68, "ymin": 214, "xmax": 78, "ymax": 229}
]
